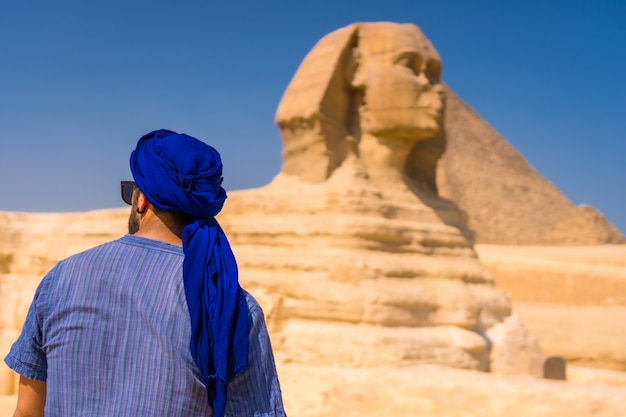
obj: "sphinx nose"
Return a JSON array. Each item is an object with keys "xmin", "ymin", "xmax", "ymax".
[
  {"xmin": 415, "ymin": 72, "xmax": 431, "ymax": 88},
  {"xmin": 431, "ymin": 83, "xmax": 445, "ymax": 97}
]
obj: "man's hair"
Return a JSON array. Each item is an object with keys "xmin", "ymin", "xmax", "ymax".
[
  {"xmin": 169, "ymin": 210, "xmax": 192, "ymax": 228},
  {"xmin": 136, "ymin": 185, "xmax": 191, "ymax": 228}
]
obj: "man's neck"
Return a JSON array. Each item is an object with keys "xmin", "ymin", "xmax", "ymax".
[{"xmin": 135, "ymin": 209, "xmax": 184, "ymax": 246}]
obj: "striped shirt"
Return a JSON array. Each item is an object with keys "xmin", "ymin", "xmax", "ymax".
[{"xmin": 5, "ymin": 234, "xmax": 286, "ymax": 417}]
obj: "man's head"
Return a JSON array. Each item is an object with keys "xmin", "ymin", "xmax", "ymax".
[
  {"xmin": 123, "ymin": 129, "xmax": 226, "ymax": 236},
  {"xmin": 123, "ymin": 180, "xmax": 193, "ymax": 235}
]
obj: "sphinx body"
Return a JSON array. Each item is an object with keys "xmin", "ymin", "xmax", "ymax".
[{"xmin": 218, "ymin": 22, "xmax": 539, "ymax": 372}]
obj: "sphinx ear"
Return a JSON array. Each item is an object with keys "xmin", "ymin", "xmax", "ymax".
[
  {"xmin": 348, "ymin": 48, "xmax": 365, "ymax": 90},
  {"xmin": 275, "ymin": 24, "xmax": 360, "ymax": 183}
]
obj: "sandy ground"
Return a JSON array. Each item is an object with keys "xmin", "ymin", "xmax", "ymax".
[
  {"xmin": 277, "ymin": 363, "xmax": 626, "ymax": 417},
  {"xmin": 2, "ymin": 363, "xmax": 624, "ymax": 417}
]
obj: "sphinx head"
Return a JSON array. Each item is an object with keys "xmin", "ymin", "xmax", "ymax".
[
  {"xmin": 276, "ymin": 22, "xmax": 445, "ymax": 184},
  {"xmin": 355, "ymin": 23, "xmax": 444, "ymax": 141}
]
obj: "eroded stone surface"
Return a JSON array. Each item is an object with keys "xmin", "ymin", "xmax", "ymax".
[
  {"xmin": 221, "ymin": 22, "xmax": 537, "ymax": 371},
  {"xmin": 529, "ymin": 355, "xmax": 567, "ymax": 380}
]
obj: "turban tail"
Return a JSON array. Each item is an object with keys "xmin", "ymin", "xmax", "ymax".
[{"xmin": 130, "ymin": 130, "xmax": 249, "ymax": 417}]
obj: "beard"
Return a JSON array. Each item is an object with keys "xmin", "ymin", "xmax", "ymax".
[
  {"xmin": 128, "ymin": 208, "xmax": 140, "ymax": 234},
  {"xmin": 128, "ymin": 191, "xmax": 141, "ymax": 234}
]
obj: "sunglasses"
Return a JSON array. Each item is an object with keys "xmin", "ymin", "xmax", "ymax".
[{"xmin": 120, "ymin": 181, "xmax": 136, "ymax": 205}]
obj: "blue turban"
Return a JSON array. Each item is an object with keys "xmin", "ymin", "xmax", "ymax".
[{"xmin": 130, "ymin": 129, "xmax": 248, "ymax": 417}]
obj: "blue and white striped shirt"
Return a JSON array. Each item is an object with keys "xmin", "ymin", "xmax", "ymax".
[{"xmin": 5, "ymin": 234, "xmax": 286, "ymax": 417}]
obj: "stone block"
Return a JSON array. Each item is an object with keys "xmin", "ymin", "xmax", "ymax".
[{"xmin": 529, "ymin": 354, "xmax": 567, "ymax": 380}]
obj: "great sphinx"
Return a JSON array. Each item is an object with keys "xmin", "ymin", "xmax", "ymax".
[{"xmin": 218, "ymin": 22, "xmax": 540, "ymax": 372}]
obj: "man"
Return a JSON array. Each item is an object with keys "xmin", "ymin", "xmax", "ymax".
[{"xmin": 5, "ymin": 129, "xmax": 287, "ymax": 417}]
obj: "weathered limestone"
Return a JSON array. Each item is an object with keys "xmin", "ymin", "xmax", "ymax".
[
  {"xmin": 219, "ymin": 22, "xmax": 538, "ymax": 371},
  {"xmin": 486, "ymin": 314, "xmax": 542, "ymax": 374},
  {"xmin": 439, "ymin": 87, "xmax": 624, "ymax": 244},
  {"xmin": 530, "ymin": 355, "xmax": 567, "ymax": 380},
  {"xmin": 274, "ymin": 22, "xmax": 624, "ymax": 246},
  {"xmin": 538, "ymin": 204, "xmax": 624, "ymax": 245}
]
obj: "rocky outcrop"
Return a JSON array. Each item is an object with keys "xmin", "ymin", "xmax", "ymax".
[
  {"xmin": 220, "ymin": 172, "xmax": 519, "ymax": 371},
  {"xmin": 219, "ymin": 22, "xmax": 539, "ymax": 372}
]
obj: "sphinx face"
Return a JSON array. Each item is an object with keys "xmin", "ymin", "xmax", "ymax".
[{"xmin": 357, "ymin": 24, "xmax": 445, "ymax": 142}]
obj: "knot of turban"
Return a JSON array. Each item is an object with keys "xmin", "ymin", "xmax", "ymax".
[{"xmin": 130, "ymin": 129, "xmax": 248, "ymax": 417}]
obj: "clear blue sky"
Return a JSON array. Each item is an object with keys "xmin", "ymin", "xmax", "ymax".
[{"xmin": 1, "ymin": 1, "xmax": 624, "ymax": 234}]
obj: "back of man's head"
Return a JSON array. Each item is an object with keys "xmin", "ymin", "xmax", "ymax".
[{"xmin": 130, "ymin": 129, "xmax": 227, "ymax": 220}]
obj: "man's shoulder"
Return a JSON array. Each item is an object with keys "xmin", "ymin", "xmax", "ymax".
[
  {"xmin": 59, "ymin": 237, "xmax": 126, "ymax": 265},
  {"xmin": 59, "ymin": 235, "xmax": 183, "ymax": 267},
  {"xmin": 241, "ymin": 290, "xmax": 271, "ymax": 330}
]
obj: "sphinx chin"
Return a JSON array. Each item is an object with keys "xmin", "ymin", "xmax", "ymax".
[{"xmin": 364, "ymin": 112, "xmax": 443, "ymax": 143}]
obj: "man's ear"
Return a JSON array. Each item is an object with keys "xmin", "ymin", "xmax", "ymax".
[{"xmin": 137, "ymin": 191, "xmax": 149, "ymax": 214}]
